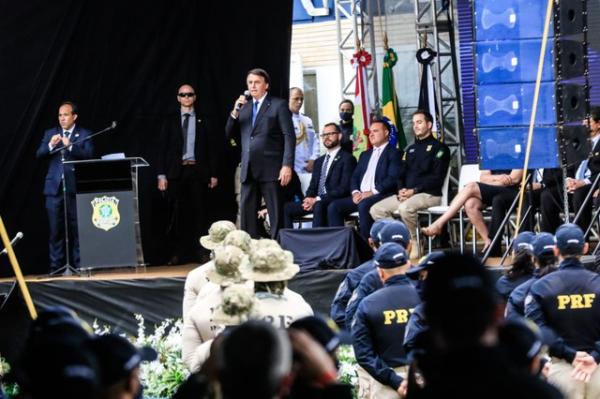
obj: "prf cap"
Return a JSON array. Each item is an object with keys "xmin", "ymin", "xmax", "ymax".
[
  {"xmin": 370, "ymin": 219, "xmax": 391, "ymax": 242},
  {"xmin": 374, "ymin": 242, "xmax": 408, "ymax": 269},
  {"xmin": 406, "ymin": 251, "xmax": 445, "ymax": 280},
  {"xmin": 378, "ymin": 221, "xmax": 410, "ymax": 247},
  {"xmin": 555, "ymin": 223, "xmax": 585, "ymax": 255},
  {"xmin": 532, "ymin": 232, "xmax": 555, "ymax": 258},
  {"xmin": 512, "ymin": 231, "xmax": 535, "ymax": 253}
]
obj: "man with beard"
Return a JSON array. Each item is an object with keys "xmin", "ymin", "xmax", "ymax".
[{"xmin": 283, "ymin": 123, "xmax": 356, "ymax": 228}]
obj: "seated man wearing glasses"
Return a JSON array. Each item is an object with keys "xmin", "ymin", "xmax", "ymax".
[
  {"xmin": 283, "ymin": 123, "xmax": 357, "ymax": 228},
  {"xmin": 157, "ymin": 84, "xmax": 219, "ymax": 265}
]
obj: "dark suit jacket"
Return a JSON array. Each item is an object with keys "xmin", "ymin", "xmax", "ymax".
[
  {"xmin": 587, "ymin": 138, "xmax": 600, "ymax": 183},
  {"xmin": 157, "ymin": 112, "xmax": 219, "ymax": 180},
  {"xmin": 351, "ymin": 145, "xmax": 403, "ymax": 195},
  {"xmin": 36, "ymin": 125, "xmax": 94, "ymax": 196},
  {"xmin": 306, "ymin": 149, "xmax": 357, "ymax": 201},
  {"xmin": 225, "ymin": 94, "xmax": 295, "ymax": 183}
]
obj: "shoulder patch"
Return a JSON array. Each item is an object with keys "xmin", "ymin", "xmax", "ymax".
[
  {"xmin": 426, "ymin": 144, "xmax": 432, "ymax": 152},
  {"xmin": 435, "ymin": 149, "xmax": 445, "ymax": 159}
]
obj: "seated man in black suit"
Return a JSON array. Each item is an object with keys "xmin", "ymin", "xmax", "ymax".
[
  {"xmin": 327, "ymin": 120, "xmax": 403, "ymax": 239},
  {"xmin": 283, "ymin": 123, "xmax": 357, "ymax": 228}
]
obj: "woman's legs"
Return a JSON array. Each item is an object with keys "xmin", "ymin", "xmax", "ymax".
[
  {"xmin": 464, "ymin": 197, "xmax": 491, "ymax": 248},
  {"xmin": 422, "ymin": 182, "xmax": 483, "ymax": 236}
]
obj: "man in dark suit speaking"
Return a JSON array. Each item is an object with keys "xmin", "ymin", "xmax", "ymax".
[
  {"xmin": 36, "ymin": 101, "xmax": 94, "ymax": 271},
  {"xmin": 283, "ymin": 122, "xmax": 356, "ymax": 228},
  {"xmin": 225, "ymin": 68, "xmax": 295, "ymax": 239}
]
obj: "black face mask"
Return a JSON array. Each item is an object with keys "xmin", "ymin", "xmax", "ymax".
[{"xmin": 339, "ymin": 111, "xmax": 353, "ymax": 122}]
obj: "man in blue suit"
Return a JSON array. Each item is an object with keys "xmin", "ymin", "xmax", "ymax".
[
  {"xmin": 283, "ymin": 122, "xmax": 356, "ymax": 228},
  {"xmin": 328, "ymin": 120, "xmax": 403, "ymax": 239},
  {"xmin": 36, "ymin": 102, "xmax": 94, "ymax": 271},
  {"xmin": 225, "ymin": 68, "xmax": 295, "ymax": 239}
]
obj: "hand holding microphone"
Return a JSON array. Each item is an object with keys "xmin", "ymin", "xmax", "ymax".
[{"xmin": 231, "ymin": 90, "xmax": 251, "ymax": 118}]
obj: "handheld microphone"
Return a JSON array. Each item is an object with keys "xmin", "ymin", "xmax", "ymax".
[
  {"xmin": 235, "ymin": 90, "xmax": 251, "ymax": 111},
  {"xmin": 0, "ymin": 232, "xmax": 23, "ymax": 255},
  {"xmin": 111, "ymin": 121, "xmax": 117, "ymax": 129}
]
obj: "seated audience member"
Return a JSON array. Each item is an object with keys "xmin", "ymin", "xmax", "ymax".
[
  {"xmin": 240, "ymin": 244, "xmax": 313, "ymax": 327},
  {"xmin": 407, "ymin": 253, "xmax": 562, "ymax": 398},
  {"xmin": 328, "ymin": 119, "xmax": 403, "ymax": 240},
  {"xmin": 89, "ymin": 334, "xmax": 157, "ymax": 399},
  {"xmin": 344, "ymin": 221, "xmax": 412, "ymax": 328},
  {"xmin": 338, "ymin": 99, "xmax": 355, "ymax": 153},
  {"xmin": 525, "ymin": 223, "xmax": 600, "ymax": 398},
  {"xmin": 541, "ymin": 107, "xmax": 600, "ymax": 235},
  {"xmin": 330, "ymin": 219, "xmax": 391, "ymax": 329},
  {"xmin": 289, "ymin": 87, "xmax": 320, "ymax": 175},
  {"xmin": 370, "ymin": 110, "xmax": 450, "ymax": 258},
  {"xmin": 352, "ymin": 243, "xmax": 419, "ymax": 398},
  {"xmin": 182, "ymin": 245, "xmax": 250, "ymax": 370},
  {"xmin": 283, "ymin": 122, "xmax": 357, "ymax": 228},
  {"xmin": 218, "ymin": 320, "xmax": 293, "ymax": 399},
  {"xmin": 183, "ymin": 220, "xmax": 237, "ymax": 319},
  {"xmin": 505, "ymin": 232, "xmax": 557, "ymax": 321},
  {"xmin": 422, "ymin": 168, "xmax": 523, "ymax": 255},
  {"xmin": 495, "ymin": 231, "xmax": 536, "ymax": 302}
]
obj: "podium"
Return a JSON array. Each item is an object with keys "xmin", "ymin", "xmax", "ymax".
[{"xmin": 65, "ymin": 157, "xmax": 148, "ymax": 270}]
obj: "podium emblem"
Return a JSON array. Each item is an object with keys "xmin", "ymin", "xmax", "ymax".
[{"xmin": 91, "ymin": 196, "xmax": 121, "ymax": 231}]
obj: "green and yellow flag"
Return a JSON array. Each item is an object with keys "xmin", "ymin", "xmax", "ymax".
[{"xmin": 381, "ymin": 47, "xmax": 406, "ymax": 150}]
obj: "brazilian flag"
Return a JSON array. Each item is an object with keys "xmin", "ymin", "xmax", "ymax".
[{"xmin": 381, "ymin": 48, "xmax": 406, "ymax": 150}]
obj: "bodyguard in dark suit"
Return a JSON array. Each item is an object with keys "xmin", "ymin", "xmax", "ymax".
[
  {"xmin": 328, "ymin": 120, "xmax": 403, "ymax": 239},
  {"xmin": 225, "ymin": 68, "xmax": 295, "ymax": 239},
  {"xmin": 36, "ymin": 102, "xmax": 93, "ymax": 271},
  {"xmin": 157, "ymin": 84, "xmax": 219, "ymax": 264},
  {"xmin": 283, "ymin": 122, "xmax": 356, "ymax": 228}
]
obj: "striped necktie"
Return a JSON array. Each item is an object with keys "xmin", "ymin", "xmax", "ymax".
[{"xmin": 318, "ymin": 154, "xmax": 330, "ymax": 196}]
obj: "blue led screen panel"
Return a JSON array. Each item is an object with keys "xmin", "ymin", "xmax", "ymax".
[
  {"xmin": 476, "ymin": 39, "xmax": 554, "ymax": 84},
  {"xmin": 477, "ymin": 82, "xmax": 556, "ymax": 127},
  {"xmin": 479, "ymin": 126, "xmax": 559, "ymax": 170},
  {"xmin": 474, "ymin": 0, "xmax": 554, "ymax": 41}
]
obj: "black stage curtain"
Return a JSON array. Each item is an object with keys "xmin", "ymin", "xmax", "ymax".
[{"xmin": 0, "ymin": 0, "xmax": 293, "ymax": 275}]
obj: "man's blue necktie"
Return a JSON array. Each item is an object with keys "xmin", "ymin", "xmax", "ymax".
[
  {"xmin": 318, "ymin": 154, "xmax": 330, "ymax": 196},
  {"xmin": 252, "ymin": 101, "xmax": 258, "ymax": 127}
]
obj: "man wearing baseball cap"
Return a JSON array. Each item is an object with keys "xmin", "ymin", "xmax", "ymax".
[
  {"xmin": 351, "ymin": 242, "xmax": 420, "ymax": 398},
  {"xmin": 526, "ymin": 223, "xmax": 600, "ymax": 397},
  {"xmin": 344, "ymin": 221, "xmax": 412, "ymax": 329},
  {"xmin": 330, "ymin": 219, "xmax": 391, "ymax": 329}
]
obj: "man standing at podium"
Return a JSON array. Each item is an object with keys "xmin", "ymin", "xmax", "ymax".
[
  {"xmin": 36, "ymin": 101, "xmax": 94, "ymax": 272},
  {"xmin": 157, "ymin": 84, "xmax": 219, "ymax": 265}
]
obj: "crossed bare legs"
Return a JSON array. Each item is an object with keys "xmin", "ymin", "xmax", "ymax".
[{"xmin": 421, "ymin": 182, "xmax": 492, "ymax": 250}]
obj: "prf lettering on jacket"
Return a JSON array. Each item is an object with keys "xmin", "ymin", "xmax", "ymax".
[
  {"xmin": 383, "ymin": 308, "xmax": 415, "ymax": 325},
  {"xmin": 557, "ymin": 294, "xmax": 596, "ymax": 310}
]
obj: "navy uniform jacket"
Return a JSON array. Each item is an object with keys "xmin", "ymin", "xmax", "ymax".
[
  {"xmin": 305, "ymin": 150, "xmax": 357, "ymax": 200},
  {"xmin": 505, "ymin": 275, "xmax": 537, "ymax": 322},
  {"xmin": 525, "ymin": 258, "xmax": 600, "ymax": 363},
  {"xmin": 225, "ymin": 94, "xmax": 295, "ymax": 183},
  {"xmin": 403, "ymin": 302, "xmax": 427, "ymax": 360},
  {"xmin": 495, "ymin": 273, "xmax": 532, "ymax": 302},
  {"xmin": 351, "ymin": 145, "xmax": 403, "ymax": 195},
  {"xmin": 36, "ymin": 126, "xmax": 94, "ymax": 195},
  {"xmin": 352, "ymin": 274, "xmax": 421, "ymax": 390},
  {"xmin": 345, "ymin": 269, "xmax": 383, "ymax": 328},
  {"xmin": 330, "ymin": 260, "xmax": 374, "ymax": 329},
  {"xmin": 397, "ymin": 135, "xmax": 450, "ymax": 196}
]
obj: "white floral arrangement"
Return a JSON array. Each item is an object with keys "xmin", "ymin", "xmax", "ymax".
[
  {"xmin": 93, "ymin": 314, "xmax": 189, "ymax": 398},
  {"xmin": 337, "ymin": 345, "xmax": 359, "ymax": 398}
]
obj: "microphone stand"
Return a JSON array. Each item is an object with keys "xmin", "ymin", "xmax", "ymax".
[{"xmin": 49, "ymin": 122, "xmax": 117, "ymax": 277}]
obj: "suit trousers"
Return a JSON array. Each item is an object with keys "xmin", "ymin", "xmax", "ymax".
[
  {"xmin": 540, "ymin": 185, "xmax": 593, "ymax": 235},
  {"xmin": 328, "ymin": 194, "xmax": 387, "ymax": 239},
  {"xmin": 549, "ymin": 357, "xmax": 600, "ymax": 399},
  {"xmin": 283, "ymin": 198, "xmax": 333, "ymax": 228},
  {"xmin": 168, "ymin": 165, "xmax": 208, "ymax": 261},
  {"xmin": 241, "ymin": 177, "xmax": 283, "ymax": 239},
  {"xmin": 369, "ymin": 193, "xmax": 441, "ymax": 239},
  {"xmin": 45, "ymin": 192, "xmax": 79, "ymax": 269}
]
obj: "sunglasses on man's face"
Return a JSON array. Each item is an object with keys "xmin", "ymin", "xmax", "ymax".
[{"xmin": 178, "ymin": 92, "xmax": 195, "ymax": 98}]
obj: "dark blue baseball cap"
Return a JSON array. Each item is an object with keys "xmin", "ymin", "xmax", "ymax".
[
  {"xmin": 374, "ymin": 242, "xmax": 408, "ymax": 269},
  {"xmin": 378, "ymin": 221, "xmax": 410, "ymax": 247},
  {"xmin": 370, "ymin": 219, "xmax": 392, "ymax": 242},
  {"xmin": 406, "ymin": 251, "xmax": 445, "ymax": 280},
  {"xmin": 555, "ymin": 223, "xmax": 585, "ymax": 254},
  {"xmin": 512, "ymin": 231, "xmax": 535, "ymax": 253},
  {"xmin": 532, "ymin": 232, "xmax": 555, "ymax": 258}
]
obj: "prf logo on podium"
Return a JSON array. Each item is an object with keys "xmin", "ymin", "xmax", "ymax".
[{"xmin": 91, "ymin": 196, "xmax": 121, "ymax": 231}]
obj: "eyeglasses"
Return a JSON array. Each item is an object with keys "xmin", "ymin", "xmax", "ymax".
[
  {"xmin": 320, "ymin": 132, "xmax": 339, "ymax": 137},
  {"xmin": 178, "ymin": 92, "xmax": 195, "ymax": 98}
]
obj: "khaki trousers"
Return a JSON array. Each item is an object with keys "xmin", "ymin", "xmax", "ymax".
[
  {"xmin": 549, "ymin": 357, "xmax": 600, "ymax": 399},
  {"xmin": 357, "ymin": 364, "xmax": 408, "ymax": 399},
  {"xmin": 370, "ymin": 193, "xmax": 441, "ymax": 239}
]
